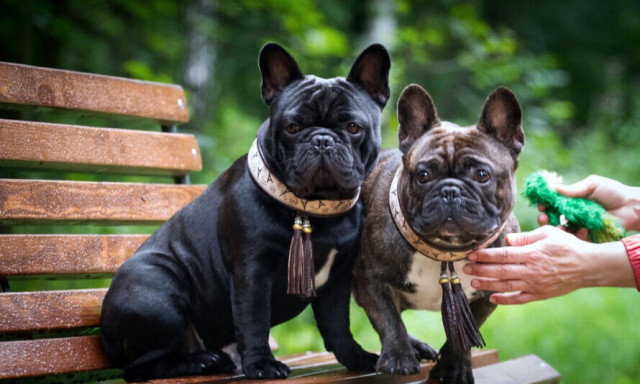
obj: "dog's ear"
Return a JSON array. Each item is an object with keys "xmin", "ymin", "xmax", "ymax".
[
  {"xmin": 397, "ymin": 84, "xmax": 440, "ymax": 154},
  {"xmin": 477, "ymin": 87, "xmax": 525, "ymax": 158},
  {"xmin": 347, "ymin": 44, "xmax": 391, "ymax": 108},
  {"xmin": 259, "ymin": 43, "xmax": 304, "ymax": 105}
]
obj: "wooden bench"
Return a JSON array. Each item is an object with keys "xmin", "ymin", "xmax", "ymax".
[{"xmin": 0, "ymin": 62, "xmax": 561, "ymax": 384}]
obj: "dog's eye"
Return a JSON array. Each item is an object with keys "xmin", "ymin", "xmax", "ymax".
[
  {"xmin": 416, "ymin": 170, "xmax": 432, "ymax": 183},
  {"xmin": 285, "ymin": 123, "xmax": 301, "ymax": 134},
  {"xmin": 474, "ymin": 169, "xmax": 491, "ymax": 183},
  {"xmin": 345, "ymin": 122, "xmax": 362, "ymax": 134}
]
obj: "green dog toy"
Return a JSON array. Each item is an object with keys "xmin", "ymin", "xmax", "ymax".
[{"xmin": 523, "ymin": 170, "xmax": 625, "ymax": 243}]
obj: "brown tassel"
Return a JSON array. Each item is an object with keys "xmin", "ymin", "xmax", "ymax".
[
  {"xmin": 450, "ymin": 267, "xmax": 485, "ymax": 349},
  {"xmin": 287, "ymin": 213, "xmax": 316, "ymax": 298},
  {"xmin": 287, "ymin": 214, "xmax": 304, "ymax": 295},
  {"xmin": 440, "ymin": 262, "xmax": 485, "ymax": 354},
  {"xmin": 440, "ymin": 262, "xmax": 467, "ymax": 354},
  {"xmin": 302, "ymin": 215, "xmax": 316, "ymax": 297}
]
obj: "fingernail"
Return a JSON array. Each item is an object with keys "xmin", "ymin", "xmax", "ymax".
[
  {"xmin": 471, "ymin": 279, "xmax": 481, "ymax": 288},
  {"xmin": 463, "ymin": 264, "xmax": 472, "ymax": 274},
  {"xmin": 489, "ymin": 296, "xmax": 497, "ymax": 304},
  {"xmin": 468, "ymin": 253, "xmax": 477, "ymax": 261}
]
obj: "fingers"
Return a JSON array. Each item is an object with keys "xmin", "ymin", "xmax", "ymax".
[
  {"xmin": 470, "ymin": 277, "xmax": 529, "ymax": 293},
  {"xmin": 505, "ymin": 226, "xmax": 554, "ymax": 246},
  {"xmin": 488, "ymin": 291, "xmax": 538, "ymax": 305},
  {"xmin": 468, "ymin": 246, "xmax": 525, "ymax": 264},
  {"xmin": 555, "ymin": 175, "xmax": 598, "ymax": 199},
  {"xmin": 575, "ymin": 228, "xmax": 589, "ymax": 241},
  {"xmin": 463, "ymin": 262, "xmax": 527, "ymax": 280},
  {"xmin": 537, "ymin": 213, "xmax": 549, "ymax": 226}
]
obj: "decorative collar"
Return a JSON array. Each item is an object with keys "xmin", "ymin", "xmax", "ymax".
[
  {"xmin": 247, "ymin": 138, "xmax": 360, "ymax": 217},
  {"xmin": 389, "ymin": 166, "xmax": 507, "ymax": 262}
]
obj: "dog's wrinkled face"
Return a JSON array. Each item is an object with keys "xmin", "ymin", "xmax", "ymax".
[
  {"xmin": 397, "ymin": 85, "xmax": 524, "ymax": 250},
  {"xmin": 257, "ymin": 43, "xmax": 390, "ymax": 200}
]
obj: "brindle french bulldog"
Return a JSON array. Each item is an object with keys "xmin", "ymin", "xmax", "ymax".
[
  {"xmin": 353, "ymin": 84, "xmax": 524, "ymax": 383},
  {"xmin": 101, "ymin": 43, "xmax": 390, "ymax": 381}
]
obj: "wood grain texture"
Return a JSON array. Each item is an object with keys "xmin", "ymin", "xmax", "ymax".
[
  {"xmin": 0, "ymin": 289, "xmax": 106, "ymax": 332},
  {"xmin": 473, "ymin": 354, "xmax": 561, "ymax": 384},
  {"xmin": 145, "ymin": 350, "xmax": 501, "ymax": 384},
  {"xmin": 0, "ymin": 234, "xmax": 147, "ymax": 276},
  {"xmin": 0, "ymin": 119, "xmax": 202, "ymax": 175},
  {"xmin": 0, "ymin": 342, "xmax": 500, "ymax": 382},
  {"xmin": 0, "ymin": 62, "xmax": 189, "ymax": 123},
  {"xmin": 0, "ymin": 335, "xmax": 113, "ymax": 379},
  {"xmin": 0, "ymin": 179, "xmax": 207, "ymax": 224}
]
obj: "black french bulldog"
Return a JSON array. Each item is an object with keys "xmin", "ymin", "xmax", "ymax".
[
  {"xmin": 353, "ymin": 84, "xmax": 524, "ymax": 384},
  {"xmin": 101, "ymin": 43, "xmax": 390, "ymax": 381}
]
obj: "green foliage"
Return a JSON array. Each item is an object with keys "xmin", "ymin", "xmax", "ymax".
[{"xmin": 2, "ymin": 0, "xmax": 640, "ymax": 382}]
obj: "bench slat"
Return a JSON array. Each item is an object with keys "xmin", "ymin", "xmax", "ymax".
[
  {"xmin": 0, "ymin": 289, "xmax": 106, "ymax": 333},
  {"xmin": 146, "ymin": 349, "xmax": 500, "ymax": 384},
  {"xmin": 0, "ymin": 179, "xmax": 207, "ymax": 224},
  {"xmin": 474, "ymin": 354, "xmax": 561, "ymax": 384},
  {"xmin": 0, "ymin": 337, "xmax": 499, "ymax": 382},
  {"xmin": 0, "ymin": 119, "xmax": 202, "ymax": 175},
  {"xmin": 0, "ymin": 234, "xmax": 146, "ymax": 276},
  {"xmin": 0, "ymin": 62, "xmax": 189, "ymax": 123},
  {"xmin": 0, "ymin": 335, "xmax": 112, "ymax": 379}
]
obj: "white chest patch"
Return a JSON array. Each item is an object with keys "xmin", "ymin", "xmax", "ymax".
[
  {"xmin": 314, "ymin": 249, "xmax": 337, "ymax": 288},
  {"xmin": 402, "ymin": 252, "xmax": 476, "ymax": 311}
]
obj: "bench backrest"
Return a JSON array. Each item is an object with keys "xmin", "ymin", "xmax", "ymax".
[{"xmin": 0, "ymin": 62, "xmax": 206, "ymax": 382}]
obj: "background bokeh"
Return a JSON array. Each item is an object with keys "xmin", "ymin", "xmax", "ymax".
[{"xmin": 1, "ymin": 1, "xmax": 639, "ymax": 382}]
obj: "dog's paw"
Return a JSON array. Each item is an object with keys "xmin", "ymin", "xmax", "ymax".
[
  {"xmin": 376, "ymin": 348, "xmax": 420, "ymax": 375},
  {"xmin": 243, "ymin": 357, "xmax": 291, "ymax": 379},
  {"xmin": 125, "ymin": 350, "xmax": 236, "ymax": 381},
  {"xmin": 337, "ymin": 348, "xmax": 378, "ymax": 372},
  {"xmin": 429, "ymin": 356, "xmax": 474, "ymax": 384},
  {"xmin": 409, "ymin": 336, "xmax": 438, "ymax": 361},
  {"xmin": 199, "ymin": 351, "xmax": 237, "ymax": 374}
]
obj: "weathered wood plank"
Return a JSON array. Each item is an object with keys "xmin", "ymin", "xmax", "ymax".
[
  {"xmin": 0, "ymin": 335, "xmax": 113, "ymax": 379},
  {"xmin": 0, "ymin": 234, "xmax": 146, "ymax": 276},
  {"xmin": 145, "ymin": 350, "xmax": 500, "ymax": 384},
  {"xmin": 0, "ymin": 61, "xmax": 189, "ymax": 123},
  {"xmin": 0, "ymin": 289, "xmax": 106, "ymax": 333},
  {"xmin": 0, "ymin": 338, "xmax": 514, "ymax": 383},
  {"xmin": 473, "ymin": 354, "xmax": 561, "ymax": 384},
  {"xmin": 0, "ymin": 119, "xmax": 202, "ymax": 175},
  {"xmin": 0, "ymin": 179, "xmax": 207, "ymax": 224}
]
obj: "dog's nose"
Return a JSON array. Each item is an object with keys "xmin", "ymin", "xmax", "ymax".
[
  {"xmin": 440, "ymin": 185, "xmax": 461, "ymax": 202},
  {"xmin": 311, "ymin": 135, "xmax": 335, "ymax": 151}
]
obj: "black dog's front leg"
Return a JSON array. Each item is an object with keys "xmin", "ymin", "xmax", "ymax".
[
  {"xmin": 230, "ymin": 256, "xmax": 291, "ymax": 379},
  {"xmin": 311, "ymin": 265, "xmax": 378, "ymax": 372},
  {"xmin": 429, "ymin": 294, "xmax": 497, "ymax": 384}
]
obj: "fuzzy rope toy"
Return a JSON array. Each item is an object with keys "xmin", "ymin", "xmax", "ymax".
[{"xmin": 523, "ymin": 170, "xmax": 625, "ymax": 243}]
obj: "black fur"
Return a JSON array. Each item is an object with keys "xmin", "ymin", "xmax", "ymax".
[{"xmin": 101, "ymin": 43, "xmax": 390, "ymax": 381}]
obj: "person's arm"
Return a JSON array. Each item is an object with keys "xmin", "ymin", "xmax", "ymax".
[
  {"xmin": 463, "ymin": 226, "xmax": 638, "ymax": 305},
  {"xmin": 622, "ymin": 234, "xmax": 640, "ymax": 291}
]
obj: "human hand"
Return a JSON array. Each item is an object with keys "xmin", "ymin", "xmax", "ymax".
[
  {"xmin": 463, "ymin": 226, "xmax": 634, "ymax": 305},
  {"xmin": 537, "ymin": 205, "xmax": 589, "ymax": 240},
  {"xmin": 538, "ymin": 175, "xmax": 640, "ymax": 232}
]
